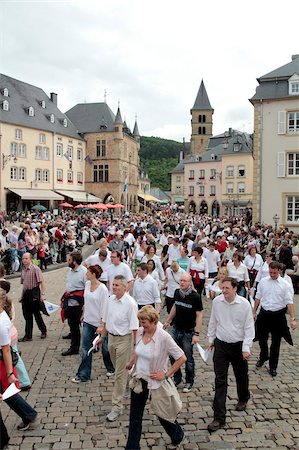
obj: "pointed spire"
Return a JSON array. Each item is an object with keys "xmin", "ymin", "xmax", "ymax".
[
  {"xmin": 191, "ymin": 80, "xmax": 213, "ymax": 111},
  {"xmin": 114, "ymin": 105, "xmax": 123, "ymax": 124},
  {"xmin": 133, "ymin": 115, "xmax": 140, "ymax": 137}
]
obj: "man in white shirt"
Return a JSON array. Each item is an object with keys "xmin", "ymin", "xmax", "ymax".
[
  {"xmin": 207, "ymin": 277, "xmax": 254, "ymax": 432},
  {"xmin": 253, "ymin": 261, "xmax": 297, "ymax": 377},
  {"xmin": 133, "ymin": 263, "xmax": 161, "ymax": 313},
  {"xmin": 106, "ymin": 251, "xmax": 134, "ymax": 294},
  {"xmin": 166, "ymin": 238, "xmax": 181, "ymax": 266},
  {"xmin": 84, "ymin": 249, "xmax": 111, "ymax": 285},
  {"xmin": 203, "ymin": 242, "xmax": 221, "ymax": 278},
  {"xmin": 100, "ymin": 275, "xmax": 139, "ymax": 422}
]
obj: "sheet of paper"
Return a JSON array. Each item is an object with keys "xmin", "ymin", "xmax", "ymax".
[
  {"xmin": 2, "ymin": 382, "xmax": 21, "ymax": 400},
  {"xmin": 196, "ymin": 344, "xmax": 214, "ymax": 364},
  {"xmin": 44, "ymin": 301, "xmax": 60, "ymax": 315},
  {"xmin": 87, "ymin": 335, "xmax": 102, "ymax": 356}
]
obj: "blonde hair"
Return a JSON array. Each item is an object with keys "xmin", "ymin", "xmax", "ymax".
[
  {"xmin": 170, "ymin": 261, "xmax": 179, "ymax": 271},
  {"xmin": 138, "ymin": 305, "xmax": 159, "ymax": 324},
  {"xmin": 216, "ymin": 267, "xmax": 229, "ymax": 280}
]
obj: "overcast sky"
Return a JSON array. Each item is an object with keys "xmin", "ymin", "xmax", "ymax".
[{"xmin": 1, "ymin": 0, "xmax": 298, "ymax": 142}]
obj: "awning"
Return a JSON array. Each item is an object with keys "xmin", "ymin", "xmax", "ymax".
[
  {"xmin": 222, "ymin": 201, "xmax": 249, "ymax": 206},
  {"xmin": 138, "ymin": 192, "xmax": 164, "ymax": 203},
  {"xmin": 174, "ymin": 197, "xmax": 184, "ymax": 203},
  {"xmin": 9, "ymin": 189, "xmax": 64, "ymax": 201},
  {"xmin": 55, "ymin": 190, "xmax": 101, "ymax": 203}
]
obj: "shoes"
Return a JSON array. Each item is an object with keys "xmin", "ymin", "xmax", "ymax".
[
  {"xmin": 106, "ymin": 371, "xmax": 115, "ymax": 377},
  {"xmin": 17, "ymin": 417, "xmax": 39, "ymax": 431},
  {"xmin": 235, "ymin": 401, "xmax": 247, "ymax": 411},
  {"xmin": 72, "ymin": 377, "xmax": 83, "ymax": 383},
  {"xmin": 256, "ymin": 358, "xmax": 268, "ymax": 368},
  {"xmin": 167, "ymin": 435, "xmax": 186, "ymax": 449},
  {"xmin": 182, "ymin": 383, "xmax": 192, "ymax": 393},
  {"xmin": 61, "ymin": 349, "xmax": 79, "ymax": 356},
  {"xmin": 40, "ymin": 332, "xmax": 47, "ymax": 339},
  {"xmin": 269, "ymin": 368, "xmax": 277, "ymax": 377},
  {"xmin": 18, "ymin": 336, "xmax": 32, "ymax": 342},
  {"xmin": 106, "ymin": 410, "xmax": 122, "ymax": 422},
  {"xmin": 62, "ymin": 333, "xmax": 72, "ymax": 339},
  {"xmin": 207, "ymin": 419, "xmax": 225, "ymax": 433},
  {"xmin": 20, "ymin": 385, "xmax": 31, "ymax": 391}
]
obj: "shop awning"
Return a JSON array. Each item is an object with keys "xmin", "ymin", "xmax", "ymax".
[
  {"xmin": 138, "ymin": 192, "xmax": 164, "ymax": 203},
  {"xmin": 55, "ymin": 190, "xmax": 102, "ymax": 203},
  {"xmin": 9, "ymin": 189, "xmax": 64, "ymax": 201},
  {"xmin": 174, "ymin": 197, "xmax": 184, "ymax": 203}
]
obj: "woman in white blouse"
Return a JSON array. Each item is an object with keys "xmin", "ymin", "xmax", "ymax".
[
  {"xmin": 141, "ymin": 245, "xmax": 165, "ymax": 283},
  {"xmin": 147, "ymin": 259, "xmax": 161, "ymax": 288},
  {"xmin": 187, "ymin": 246, "xmax": 208, "ymax": 301},
  {"xmin": 162, "ymin": 261, "xmax": 186, "ymax": 313},
  {"xmin": 243, "ymin": 246, "xmax": 264, "ymax": 287},
  {"xmin": 209, "ymin": 267, "xmax": 229, "ymax": 300},
  {"xmin": 125, "ymin": 305, "xmax": 186, "ymax": 450},
  {"xmin": 227, "ymin": 252, "xmax": 250, "ymax": 298}
]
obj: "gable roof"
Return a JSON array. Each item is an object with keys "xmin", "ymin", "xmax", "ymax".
[
  {"xmin": 0, "ymin": 74, "xmax": 83, "ymax": 140},
  {"xmin": 65, "ymin": 103, "xmax": 116, "ymax": 133},
  {"xmin": 191, "ymin": 80, "xmax": 213, "ymax": 111},
  {"xmin": 258, "ymin": 55, "xmax": 299, "ymax": 81}
]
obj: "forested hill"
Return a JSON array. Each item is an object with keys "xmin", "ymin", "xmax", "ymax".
[{"xmin": 139, "ymin": 136, "xmax": 182, "ymax": 191}]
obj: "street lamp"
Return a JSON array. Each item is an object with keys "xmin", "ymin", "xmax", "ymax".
[{"xmin": 273, "ymin": 213, "xmax": 280, "ymax": 232}]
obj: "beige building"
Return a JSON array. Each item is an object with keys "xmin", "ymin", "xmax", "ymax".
[
  {"xmin": 250, "ymin": 54, "xmax": 299, "ymax": 229},
  {"xmin": 66, "ymin": 104, "xmax": 141, "ymax": 211},
  {"xmin": 0, "ymin": 74, "xmax": 98, "ymax": 211},
  {"xmin": 190, "ymin": 80, "xmax": 214, "ymax": 155}
]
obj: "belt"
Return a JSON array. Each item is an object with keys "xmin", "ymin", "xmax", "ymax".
[{"xmin": 109, "ymin": 332, "xmax": 131, "ymax": 337}]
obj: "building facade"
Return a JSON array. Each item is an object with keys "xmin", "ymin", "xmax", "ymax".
[
  {"xmin": 0, "ymin": 74, "xmax": 92, "ymax": 211},
  {"xmin": 250, "ymin": 54, "xmax": 299, "ymax": 230},
  {"xmin": 66, "ymin": 104, "xmax": 141, "ymax": 211}
]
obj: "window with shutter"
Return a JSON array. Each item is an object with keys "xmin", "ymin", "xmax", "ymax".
[
  {"xmin": 277, "ymin": 152, "xmax": 285, "ymax": 177},
  {"xmin": 278, "ymin": 111, "xmax": 286, "ymax": 135}
]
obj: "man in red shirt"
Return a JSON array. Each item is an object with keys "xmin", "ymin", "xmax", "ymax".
[{"xmin": 215, "ymin": 235, "xmax": 228, "ymax": 255}]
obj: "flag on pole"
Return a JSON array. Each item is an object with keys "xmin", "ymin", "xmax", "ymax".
[
  {"xmin": 85, "ymin": 155, "xmax": 93, "ymax": 165},
  {"xmin": 63, "ymin": 152, "xmax": 70, "ymax": 161},
  {"xmin": 123, "ymin": 176, "xmax": 128, "ymax": 192}
]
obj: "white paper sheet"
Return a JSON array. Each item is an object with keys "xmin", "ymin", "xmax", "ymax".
[
  {"xmin": 2, "ymin": 382, "xmax": 21, "ymax": 400},
  {"xmin": 87, "ymin": 335, "xmax": 102, "ymax": 356},
  {"xmin": 196, "ymin": 344, "xmax": 214, "ymax": 364},
  {"xmin": 44, "ymin": 301, "xmax": 60, "ymax": 315}
]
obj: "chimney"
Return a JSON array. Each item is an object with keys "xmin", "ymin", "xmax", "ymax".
[
  {"xmin": 292, "ymin": 54, "xmax": 299, "ymax": 61},
  {"xmin": 50, "ymin": 92, "xmax": 57, "ymax": 106}
]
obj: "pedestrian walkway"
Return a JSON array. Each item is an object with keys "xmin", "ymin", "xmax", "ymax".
[{"xmin": 3, "ymin": 268, "xmax": 299, "ymax": 449}]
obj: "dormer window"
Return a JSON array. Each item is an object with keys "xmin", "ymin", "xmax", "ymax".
[
  {"xmin": 233, "ymin": 143, "xmax": 240, "ymax": 152},
  {"xmin": 28, "ymin": 106, "xmax": 34, "ymax": 117},
  {"xmin": 222, "ymin": 139, "xmax": 228, "ymax": 149},
  {"xmin": 211, "ymin": 153, "xmax": 215, "ymax": 160},
  {"xmin": 41, "ymin": 100, "xmax": 46, "ymax": 108},
  {"xmin": 289, "ymin": 74, "xmax": 299, "ymax": 95},
  {"xmin": 63, "ymin": 118, "xmax": 67, "ymax": 127},
  {"xmin": 2, "ymin": 100, "xmax": 9, "ymax": 111},
  {"xmin": 50, "ymin": 113, "xmax": 55, "ymax": 123},
  {"xmin": 3, "ymin": 88, "xmax": 9, "ymax": 97}
]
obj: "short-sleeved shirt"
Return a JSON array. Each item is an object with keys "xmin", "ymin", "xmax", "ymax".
[
  {"xmin": 173, "ymin": 289, "xmax": 203, "ymax": 330},
  {"xmin": 0, "ymin": 311, "xmax": 11, "ymax": 347},
  {"xmin": 21, "ymin": 264, "xmax": 44, "ymax": 291}
]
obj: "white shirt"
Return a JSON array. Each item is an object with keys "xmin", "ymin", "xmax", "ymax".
[
  {"xmin": 165, "ymin": 267, "xmax": 185, "ymax": 298},
  {"xmin": 107, "ymin": 262, "xmax": 134, "ymax": 294},
  {"xmin": 103, "ymin": 293, "xmax": 139, "ymax": 335},
  {"xmin": 84, "ymin": 254, "xmax": 111, "ymax": 282},
  {"xmin": 0, "ymin": 310, "xmax": 11, "ymax": 346},
  {"xmin": 208, "ymin": 294, "xmax": 255, "ymax": 353},
  {"xmin": 243, "ymin": 254, "xmax": 263, "ymax": 271},
  {"xmin": 125, "ymin": 233, "xmax": 135, "ymax": 246},
  {"xmin": 141, "ymin": 254, "xmax": 164, "ymax": 281},
  {"xmin": 135, "ymin": 339, "xmax": 152, "ymax": 380},
  {"xmin": 203, "ymin": 248, "xmax": 221, "ymax": 273},
  {"xmin": 133, "ymin": 274, "xmax": 161, "ymax": 306},
  {"xmin": 187, "ymin": 256, "xmax": 209, "ymax": 279},
  {"xmin": 256, "ymin": 276, "xmax": 293, "ymax": 311},
  {"xmin": 283, "ymin": 273, "xmax": 294, "ymax": 296},
  {"xmin": 167, "ymin": 244, "xmax": 181, "ymax": 265},
  {"xmin": 255, "ymin": 262, "xmax": 269, "ymax": 283},
  {"xmin": 159, "ymin": 234, "xmax": 168, "ymax": 247},
  {"xmin": 83, "ymin": 281, "xmax": 108, "ymax": 328},
  {"xmin": 227, "ymin": 262, "xmax": 249, "ymax": 282}
]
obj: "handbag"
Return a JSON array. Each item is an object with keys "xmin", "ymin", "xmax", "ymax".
[{"xmin": 0, "ymin": 347, "xmax": 19, "ymax": 366}]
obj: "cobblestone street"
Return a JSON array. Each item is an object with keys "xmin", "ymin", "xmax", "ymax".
[{"xmin": 2, "ymin": 266, "xmax": 299, "ymax": 450}]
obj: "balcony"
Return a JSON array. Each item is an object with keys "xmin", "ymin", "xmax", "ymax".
[
  {"xmin": 188, "ymin": 177, "xmax": 194, "ymax": 180},
  {"xmin": 78, "ymin": 180, "xmax": 83, "ymax": 185},
  {"xmin": 198, "ymin": 176, "xmax": 205, "ymax": 180},
  {"xmin": 210, "ymin": 193, "xmax": 216, "ymax": 197},
  {"xmin": 57, "ymin": 178, "xmax": 63, "ymax": 182},
  {"xmin": 67, "ymin": 179, "xmax": 73, "ymax": 184},
  {"xmin": 198, "ymin": 194, "xmax": 204, "ymax": 197},
  {"xmin": 188, "ymin": 193, "xmax": 194, "ymax": 197}
]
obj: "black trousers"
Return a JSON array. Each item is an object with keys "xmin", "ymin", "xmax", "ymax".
[
  {"xmin": 194, "ymin": 279, "xmax": 205, "ymax": 301},
  {"xmin": 66, "ymin": 306, "xmax": 82, "ymax": 352},
  {"xmin": 257, "ymin": 308, "xmax": 286, "ymax": 371},
  {"xmin": 213, "ymin": 338, "xmax": 250, "ymax": 423},
  {"xmin": 0, "ymin": 411, "xmax": 9, "ymax": 449},
  {"xmin": 22, "ymin": 297, "xmax": 47, "ymax": 339},
  {"xmin": 125, "ymin": 379, "xmax": 184, "ymax": 450}
]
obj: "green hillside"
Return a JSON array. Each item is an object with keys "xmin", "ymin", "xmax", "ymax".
[{"xmin": 140, "ymin": 136, "xmax": 181, "ymax": 191}]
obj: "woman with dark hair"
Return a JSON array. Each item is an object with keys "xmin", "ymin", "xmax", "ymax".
[
  {"xmin": 243, "ymin": 246, "xmax": 263, "ymax": 287},
  {"xmin": 141, "ymin": 245, "xmax": 164, "ymax": 283},
  {"xmin": 227, "ymin": 252, "xmax": 250, "ymax": 298},
  {"xmin": 72, "ymin": 265, "xmax": 111, "ymax": 382},
  {"xmin": 146, "ymin": 259, "xmax": 160, "ymax": 287},
  {"xmin": 187, "ymin": 246, "xmax": 208, "ymax": 300}
]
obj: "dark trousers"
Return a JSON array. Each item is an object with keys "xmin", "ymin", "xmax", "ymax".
[
  {"xmin": 257, "ymin": 308, "xmax": 285, "ymax": 371},
  {"xmin": 213, "ymin": 338, "xmax": 250, "ymax": 423},
  {"xmin": 4, "ymin": 393, "xmax": 37, "ymax": 425},
  {"xmin": 171, "ymin": 327, "xmax": 195, "ymax": 385},
  {"xmin": 137, "ymin": 303, "xmax": 155, "ymax": 310},
  {"xmin": 0, "ymin": 411, "xmax": 9, "ymax": 449},
  {"xmin": 125, "ymin": 379, "xmax": 184, "ymax": 450},
  {"xmin": 165, "ymin": 296, "xmax": 175, "ymax": 314},
  {"xmin": 22, "ymin": 297, "xmax": 47, "ymax": 339},
  {"xmin": 194, "ymin": 279, "xmax": 205, "ymax": 301},
  {"xmin": 67, "ymin": 306, "xmax": 82, "ymax": 352}
]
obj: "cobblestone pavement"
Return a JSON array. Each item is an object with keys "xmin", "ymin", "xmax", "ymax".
[{"xmin": 2, "ymin": 266, "xmax": 299, "ymax": 450}]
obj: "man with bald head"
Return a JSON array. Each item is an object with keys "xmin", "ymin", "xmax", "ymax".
[
  {"xmin": 164, "ymin": 273, "xmax": 203, "ymax": 392},
  {"xmin": 19, "ymin": 252, "xmax": 47, "ymax": 341}
]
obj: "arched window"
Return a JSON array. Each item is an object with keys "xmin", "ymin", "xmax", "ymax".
[
  {"xmin": 198, "ymin": 127, "xmax": 202, "ymax": 134},
  {"xmin": 43, "ymin": 170, "xmax": 49, "ymax": 182},
  {"xmin": 202, "ymin": 127, "xmax": 206, "ymax": 134},
  {"xmin": 202, "ymin": 115, "xmax": 206, "ymax": 123},
  {"xmin": 19, "ymin": 167, "xmax": 26, "ymax": 181},
  {"xmin": 198, "ymin": 115, "xmax": 202, "ymax": 123},
  {"xmin": 28, "ymin": 106, "xmax": 34, "ymax": 116},
  {"xmin": 3, "ymin": 88, "xmax": 9, "ymax": 97},
  {"xmin": 35, "ymin": 169, "xmax": 42, "ymax": 181},
  {"xmin": 2, "ymin": 100, "xmax": 9, "ymax": 111}
]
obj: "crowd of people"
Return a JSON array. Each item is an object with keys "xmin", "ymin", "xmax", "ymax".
[{"xmin": 0, "ymin": 208, "xmax": 299, "ymax": 450}]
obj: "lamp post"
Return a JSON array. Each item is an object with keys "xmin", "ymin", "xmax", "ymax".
[{"xmin": 273, "ymin": 213, "xmax": 280, "ymax": 232}]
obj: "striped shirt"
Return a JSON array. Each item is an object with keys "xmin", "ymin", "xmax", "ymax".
[{"xmin": 21, "ymin": 264, "xmax": 44, "ymax": 291}]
